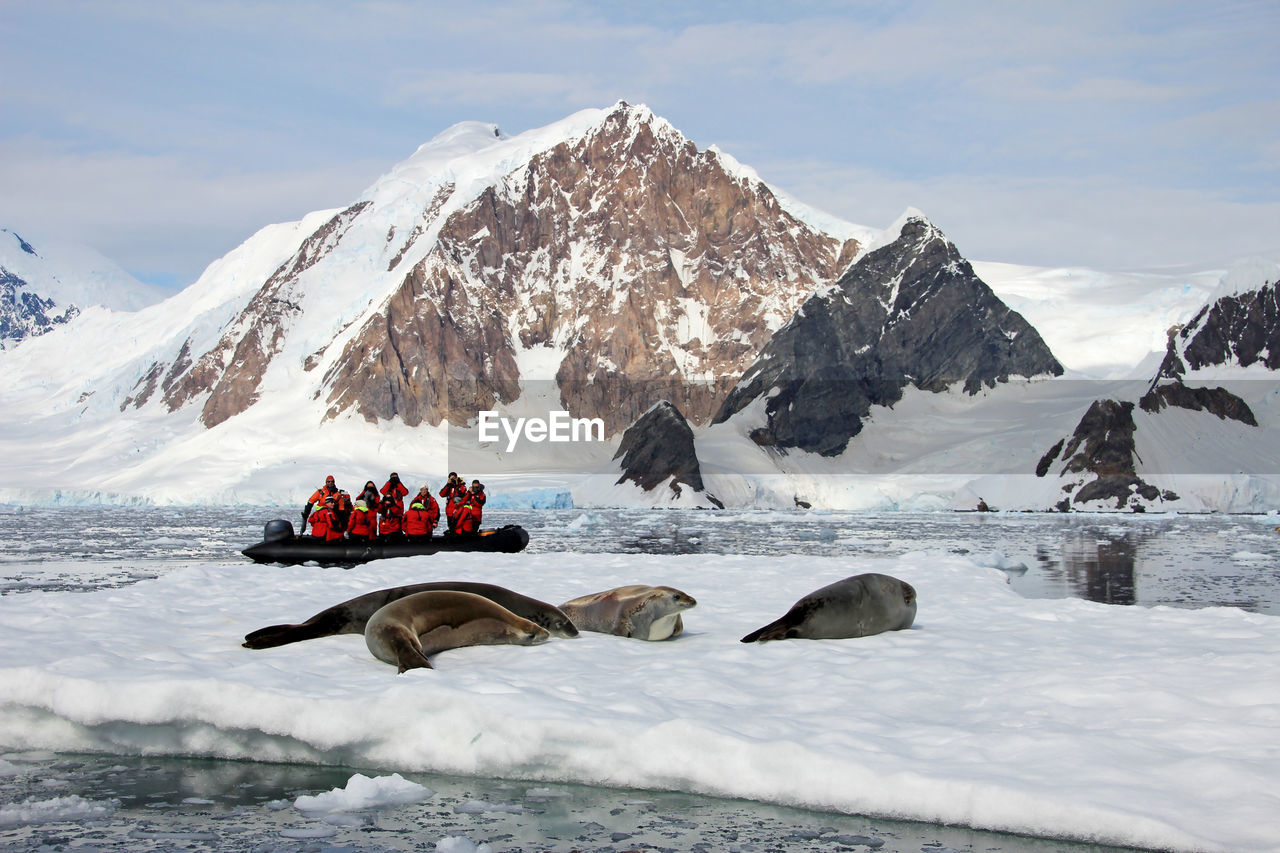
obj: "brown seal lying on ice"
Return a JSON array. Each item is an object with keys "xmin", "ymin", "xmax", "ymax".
[{"xmin": 364, "ymin": 590, "xmax": 549, "ymax": 673}]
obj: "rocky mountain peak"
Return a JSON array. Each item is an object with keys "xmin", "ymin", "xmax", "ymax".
[
  {"xmin": 319, "ymin": 105, "xmax": 858, "ymax": 434},
  {"xmin": 1152, "ymin": 269, "xmax": 1279, "ymax": 380},
  {"xmin": 614, "ymin": 400, "xmax": 720, "ymax": 506},
  {"xmin": 1136, "ymin": 264, "xmax": 1276, "ymax": 427},
  {"xmin": 713, "ymin": 213, "xmax": 1063, "ymax": 456}
]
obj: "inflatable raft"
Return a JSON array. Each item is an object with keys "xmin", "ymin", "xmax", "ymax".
[{"xmin": 241, "ymin": 519, "xmax": 530, "ymax": 566}]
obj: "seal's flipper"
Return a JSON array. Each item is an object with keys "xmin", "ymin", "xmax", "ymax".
[
  {"xmin": 388, "ymin": 632, "xmax": 434, "ymax": 674},
  {"xmin": 242, "ymin": 624, "xmax": 306, "ymax": 649},
  {"xmin": 740, "ymin": 619, "xmax": 789, "ymax": 643},
  {"xmin": 243, "ymin": 608, "xmax": 357, "ymax": 649}
]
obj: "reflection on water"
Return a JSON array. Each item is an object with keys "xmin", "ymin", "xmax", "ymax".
[
  {"xmin": 2, "ymin": 505, "xmax": 1278, "ymax": 614},
  {"xmin": 1051, "ymin": 532, "xmax": 1138, "ymax": 606}
]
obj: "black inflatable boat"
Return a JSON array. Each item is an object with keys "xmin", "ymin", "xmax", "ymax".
[{"xmin": 241, "ymin": 519, "xmax": 530, "ymax": 566}]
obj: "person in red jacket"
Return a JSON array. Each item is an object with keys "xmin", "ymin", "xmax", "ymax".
[
  {"xmin": 356, "ymin": 480, "xmax": 380, "ymax": 510},
  {"xmin": 347, "ymin": 499, "xmax": 378, "ymax": 542},
  {"xmin": 405, "ymin": 486, "xmax": 440, "ymax": 542},
  {"xmin": 302, "ymin": 474, "xmax": 340, "ymax": 529},
  {"xmin": 468, "ymin": 480, "xmax": 486, "ymax": 526},
  {"xmin": 333, "ymin": 490, "xmax": 353, "ymax": 533},
  {"xmin": 439, "ymin": 472, "xmax": 465, "ymax": 504},
  {"xmin": 307, "ymin": 498, "xmax": 343, "ymax": 542},
  {"xmin": 379, "ymin": 494, "xmax": 405, "ymax": 541},
  {"xmin": 454, "ymin": 496, "xmax": 480, "ymax": 536},
  {"xmin": 444, "ymin": 491, "xmax": 465, "ymax": 533},
  {"xmin": 381, "ymin": 472, "xmax": 409, "ymax": 511}
]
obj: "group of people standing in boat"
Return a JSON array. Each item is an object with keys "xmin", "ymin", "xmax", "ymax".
[{"xmin": 301, "ymin": 472, "xmax": 486, "ymax": 542}]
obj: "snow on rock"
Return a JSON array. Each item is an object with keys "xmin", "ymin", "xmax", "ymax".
[{"xmin": 0, "ymin": 226, "xmax": 164, "ymax": 314}]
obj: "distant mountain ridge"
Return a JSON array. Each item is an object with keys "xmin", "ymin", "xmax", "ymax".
[
  {"xmin": 1035, "ymin": 263, "xmax": 1280, "ymax": 510},
  {"xmin": 0, "ymin": 105, "xmax": 1275, "ymax": 512},
  {"xmin": 0, "ymin": 227, "xmax": 163, "ymax": 348}
]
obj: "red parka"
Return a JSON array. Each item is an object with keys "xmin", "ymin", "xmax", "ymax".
[
  {"xmin": 348, "ymin": 505, "xmax": 377, "ymax": 539},
  {"xmin": 380, "ymin": 502, "xmax": 405, "ymax": 536},
  {"xmin": 405, "ymin": 496, "xmax": 439, "ymax": 536},
  {"xmin": 381, "ymin": 477, "xmax": 409, "ymax": 510},
  {"xmin": 455, "ymin": 500, "xmax": 480, "ymax": 535},
  {"xmin": 307, "ymin": 505, "xmax": 342, "ymax": 541}
]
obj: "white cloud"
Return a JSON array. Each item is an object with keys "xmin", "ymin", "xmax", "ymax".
[
  {"xmin": 388, "ymin": 70, "xmax": 617, "ymax": 109},
  {"xmin": 759, "ymin": 157, "xmax": 1280, "ymax": 270},
  {"xmin": 0, "ymin": 138, "xmax": 384, "ymax": 286}
]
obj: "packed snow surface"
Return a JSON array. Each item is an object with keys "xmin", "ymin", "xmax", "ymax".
[{"xmin": 0, "ymin": 550, "xmax": 1277, "ymax": 852}]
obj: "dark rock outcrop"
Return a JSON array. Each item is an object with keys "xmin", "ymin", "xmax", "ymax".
[
  {"xmin": 713, "ymin": 215, "xmax": 1063, "ymax": 456},
  {"xmin": 1134, "ymin": 277, "xmax": 1277, "ymax": 427},
  {"xmin": 1139, "ymin": 382, "xmax": 1257, "ymax": 425},
  {"xmin": 614, "ymin": 401, "xmax": 721, "ymax": 506},
  {"xmin": 1036, "ymin": 398, "xmax": 1177, "ymax": 510},
  {"xmin": 1155, "ymin": 279, "xmax": 1279, "ymax": 379},
  {"xmin": 1, "ymin": 266, "xmax": 79, "ymax": 347}
]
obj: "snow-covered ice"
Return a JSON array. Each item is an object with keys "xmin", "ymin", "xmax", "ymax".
[{"xmin": 1, "ymin": 545, "xmax": 1277, "ymax": 851}]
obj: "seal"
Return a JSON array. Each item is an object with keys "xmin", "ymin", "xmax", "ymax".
[
  {"xmin": 364, "ymin": 590, "xmax": 549, "ymax": 673},
  {"xmin": 243, "ymin": 581, "xmax": 578, "ymax": 649},
  {"xmin": 740, "ymin": 573, "xmax": 916, "ymax": 642},
  {"xmin": 558, "ymin": 585, "xmax": 697, "ymax": 641}
]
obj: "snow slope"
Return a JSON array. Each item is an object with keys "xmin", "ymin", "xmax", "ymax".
[{"xmin": 0, "ymin": 549, "xmax": 1277, "ymax": 852}]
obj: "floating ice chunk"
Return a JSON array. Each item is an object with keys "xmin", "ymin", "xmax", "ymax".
[
  {"xmin": 0, "ymin": 795, "xmax": 115, "ymax": 826},
  {"xmin": 453, "ymin": 799, "xmax": 523, "ymax": 814},
  {"xmin": 293, "ymin": 772, "xmax": 433, "ymax": 814},
  {"xmin": 435, "ymin": 837, "xmax": 494, "ymax": 853},
  {"xmin": 280, "ymin": 824, "xmax": 339, "ymax": 838}
]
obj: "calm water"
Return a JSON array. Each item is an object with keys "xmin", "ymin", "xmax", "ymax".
[
  {"xmin": 0, "ymin": 505, "xmax": 1275, "ymax": 852},
  {"xmin": 4, "ymin": 505, "xmax": 1277, "ymax": 614}
]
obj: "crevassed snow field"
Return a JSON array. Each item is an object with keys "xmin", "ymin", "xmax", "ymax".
[{"xmin": 1, "ymin": 549, "xmax": 1277, "ymax": 852}]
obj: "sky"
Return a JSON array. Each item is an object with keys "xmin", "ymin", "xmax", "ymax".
[{"xmin": 1, "ymin": 0, "xmax": 1278, "ymax": 289}]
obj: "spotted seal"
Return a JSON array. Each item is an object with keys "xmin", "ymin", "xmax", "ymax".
[{"xmin": 558, "ymin": 585, "xmax": 697, "ymax": 641}]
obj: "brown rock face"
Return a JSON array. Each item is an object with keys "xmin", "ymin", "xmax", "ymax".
[
  {"xmin": 145, "ymin": 202, "xmax": 370, "ymax": 427},
  {"xmin": 323, "ymin": 104, "xmax": 854, "ymax": 431}
]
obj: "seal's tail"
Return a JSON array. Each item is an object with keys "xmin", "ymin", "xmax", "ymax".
[
  {"xmin": 740, "ymin": 619, "xmax": 788, "ymax": 643},
  {"xmin": 242, "ymin": 624, "xmax": 306, "ymax": 649}
]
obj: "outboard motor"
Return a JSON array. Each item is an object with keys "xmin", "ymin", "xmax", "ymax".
[{"xmin": 263, "ymin": 519, "xmax": 295, "ymax": 542}]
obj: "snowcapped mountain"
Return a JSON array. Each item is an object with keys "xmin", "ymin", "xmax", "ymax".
[
  {"xmin": 0, "ymin": 227, "xmax": 163, "ymax": 348},
  {"xmin": 1149, "ymin": 259, "xmax": 1280, "ymax": 382},
  {"xmin": 127, "ymin": 102, "xmax": 858, "ymax": 438},
  {"xmin": 0, "ymin": 103, "xmax": 1274, "ymax": 511},
  {"xmin": 714, "ymin": 212, "xmax": 1063, "ymax": 457},
  {"xmin": 1032, "ymin": 260, "xmax": 1280, "ymax": 511}
]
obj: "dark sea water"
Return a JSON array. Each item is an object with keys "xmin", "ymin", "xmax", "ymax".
[{"xmin": 2, "ymin": 505, "xmax": 1276, "ymax": 852}]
